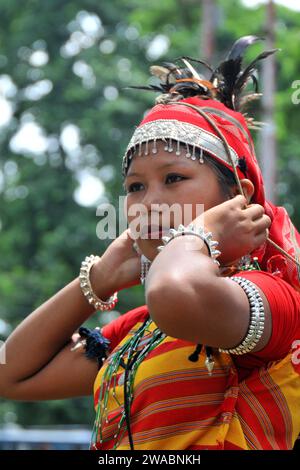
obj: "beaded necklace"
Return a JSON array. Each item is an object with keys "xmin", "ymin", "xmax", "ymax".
[
  {"xmin": 91, "ymin": 316, "xmax": 166, "ymax": 450},
  {"xmin": 219, "ymin": 254, "xmax": 261, "ymax": 276},
  {"xmin": 91, "ymin": 254, "xmax": 261, "ymax": 450}
]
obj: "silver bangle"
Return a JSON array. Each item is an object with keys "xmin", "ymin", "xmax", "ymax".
[
  {"xmin": 79, "ymin": 255, "xmax": 118, "ymax": 311},
  {"xmin": 157, "ymin": 223, "xmax": 221, "ymax": 265},
  {"xmin": 219, "ymin": 276, "xmax": 265, "ymax": 355}
]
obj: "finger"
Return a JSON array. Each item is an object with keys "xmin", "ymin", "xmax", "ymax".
[
  {"xmin": 235, "ymin": 194, "xmax": 248, "ymax": 206},
  {"xmin": 253, "ymin": 214, "xmax": 272, "ymax": 235},
  {"xmin": 244, "ymin": 204, "xmax": 265, "ymax": 221},
  {"xmin": 227, "ymin": 194, "xmax": 248, "ymax": 209},
  {"xmin": 253, "ymin": 229, "xmax": 269, "ymax": 249},
  {"xmin": 72, "ymin": 333, "xmax": 81, "ymax": 342},
  {"xmin": 127, "ymin": 226, "xmax": 138, "ymax": 241}
]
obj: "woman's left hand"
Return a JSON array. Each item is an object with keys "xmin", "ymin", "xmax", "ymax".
[{"xmin": 193, "ymin": 195, "xmax": 271, "ymax": 265}]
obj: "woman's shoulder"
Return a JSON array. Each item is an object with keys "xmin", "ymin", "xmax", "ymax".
[
  {"xmin": 231, "ymin": 269, "xmax": 300, "ymax": 314},
  {"xmin": 101, "ymin": 305, "xmax": 149, "ymax": 352}
]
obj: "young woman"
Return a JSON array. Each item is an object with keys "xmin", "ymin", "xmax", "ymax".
[{"xmin": 1, "ymin": 36, "xmax": 300, "ymax": 450}]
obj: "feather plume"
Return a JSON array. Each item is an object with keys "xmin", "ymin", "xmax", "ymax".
[
  {"xmin": 126, "ymin": 35, "xmax": 279, "ymax": 115},
  {"xmin": 150, "ymin": 65, "xmax": 173, "ymax": 82},
  {"xmin": 210, "ymin": 36, "xmax": 279, "ymax": 110},
  {"xmin": 180, "ymin": 56, "xmax": 214, "ymax": 73},
  {"xmin": 180, "ymin": 58, "xmax": 202, "ymax": 80}
]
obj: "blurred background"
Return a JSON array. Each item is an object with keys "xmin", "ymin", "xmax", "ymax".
[{"xmin": 0, "ymin": 0, "xmax": 299, "ymax": 450}]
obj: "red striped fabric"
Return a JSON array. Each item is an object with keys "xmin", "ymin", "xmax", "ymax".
[{"xmin": 92, "ymin": 271, "xmax": 300, "ymax": 450}]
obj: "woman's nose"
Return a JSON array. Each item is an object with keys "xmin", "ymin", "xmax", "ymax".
[{"xmin": 141, "ymin": 187, "xmax": 163, "ymax": 212}]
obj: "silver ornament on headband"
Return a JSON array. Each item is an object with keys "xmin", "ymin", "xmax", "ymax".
[
  {"xmin": 122, "ymin": 119, "xmax": 240, "ymax": 176},
  {"xmin": 122, "ymin": 140, "xmax": 205, "ymax": 176}
]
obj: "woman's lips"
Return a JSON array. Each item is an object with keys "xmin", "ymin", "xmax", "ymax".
[{"xmin": 140, "ymin": 225, "xmax": 170, "ymax": 239}]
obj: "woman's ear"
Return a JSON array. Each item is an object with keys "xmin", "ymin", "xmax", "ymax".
[{"xmin": 231, "ymin": 179, "xmax": 255, "ymax": 204}]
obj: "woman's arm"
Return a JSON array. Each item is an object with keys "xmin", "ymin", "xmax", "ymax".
[
  {"xmin": 0, "ymin": 228, "xmax": 142, "ymax": 400},
  {"xmin": 0, "ymin": 337, "xmax": 99, "ymax": 400},
  {"xmin": 0, "ymin": 258, "xmax": 116, "ymax": 400},
  {"xmin": 145, "ymin": 197, "xmax": 272, "ymax": 351}
]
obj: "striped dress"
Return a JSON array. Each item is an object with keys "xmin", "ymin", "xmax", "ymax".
[{"xmin": 91, "ymin": 270, "xmax": 300, "ymax": 450}]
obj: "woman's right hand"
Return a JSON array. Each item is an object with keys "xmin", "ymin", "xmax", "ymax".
[
  {"xmin": 90, "ymin": 228, "xmax": 143, "ymax": 296},
  {"xmin": 202, "ymin": 195, "xmax": 271, "ymax": 265}
]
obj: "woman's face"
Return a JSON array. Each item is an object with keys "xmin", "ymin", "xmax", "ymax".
[{"xmin": 123, "ymin": 141, "xmax": 228, "ymax": 261}]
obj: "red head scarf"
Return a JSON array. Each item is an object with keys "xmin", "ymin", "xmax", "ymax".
[{"xmin": 123, "ymin": 96, "xmax": 300, "ymax": 293}]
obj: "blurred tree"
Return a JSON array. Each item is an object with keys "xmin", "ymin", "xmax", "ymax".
[
  {"xmin": 0, "ymin": 0, "xmax": 299, "ymax": 429},
  {"xmin": 260, "ymin": 0, "xmax": 277, "ymax": 203},
  {"xmin": 201, "ymin": 0, "xmax": 217, "ymax": 61}
]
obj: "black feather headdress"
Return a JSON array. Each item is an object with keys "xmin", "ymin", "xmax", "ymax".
[{"xmin": 128, "ymin": 35, "xmax": 278, "ymax": 128}]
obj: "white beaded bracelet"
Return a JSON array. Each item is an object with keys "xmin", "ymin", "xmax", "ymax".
[
  {"xmin": 79, "ymin": 255, "xmax": 118, "ymax": 311},
  {"xmin": 219, "ymin": 276, "xmax": 265, "ymax": 355}
]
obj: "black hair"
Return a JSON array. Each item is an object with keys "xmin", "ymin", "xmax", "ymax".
[
  {"xmin": 204, "ymin": 153, "xmax": 237, "ymax": 199},
  {"xmin": 196, "ymin": 150, "xmax": 248, "ymax": 200}
]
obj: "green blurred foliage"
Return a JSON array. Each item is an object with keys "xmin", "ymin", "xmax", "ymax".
[{"xmin": 0, "ymin": 0, "xmax": 299, "ymax": 428}]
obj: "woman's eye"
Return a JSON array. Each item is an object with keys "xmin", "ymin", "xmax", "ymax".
[
  {"xmin": 126, "ymin": 174, "xmax": 186, "ymax": 193},
  {"xmin": 127, "ymin": 183, "xmax": 143, "ymax": 193},
  {"xmin": 166, "ymin": 174, "xmax": 185, "ymax": 184}
]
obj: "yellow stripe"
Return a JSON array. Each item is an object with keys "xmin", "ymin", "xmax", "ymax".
[{"xmin": 266, "ymin": 354, "xmax": 300, "ymax": 446}]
